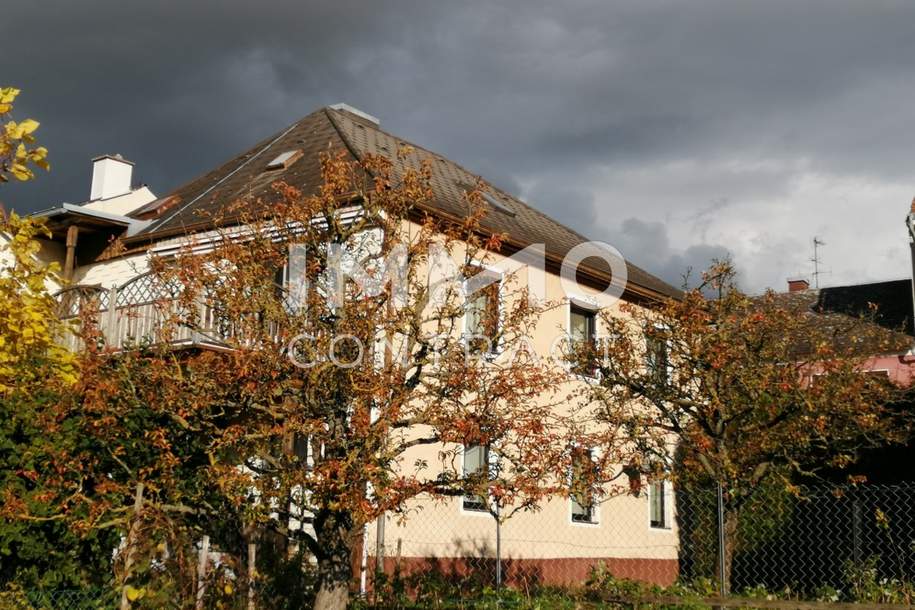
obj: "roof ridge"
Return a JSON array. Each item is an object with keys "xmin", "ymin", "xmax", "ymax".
[{"xmin": 323, "ymin": 107, "xmax": 367, "ymax": 165}]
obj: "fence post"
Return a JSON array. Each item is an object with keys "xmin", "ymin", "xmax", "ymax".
[
  {"xmin": 717, "ymin": 483, "xmax": 727, "ymax": 596},
  {"xmin": 852, "ymin": 491, "xmax": 862, "ymax": 566},
  {"xmin": 494, "ymin": 504, "xmax": 502, "ymax": 590},
  {"xmin": 374, "ymin": 513, "xmax": 385, "ymax": 583},
  {"xmin": 359, "ymin": 524, "xmax": 368, "ymax": 597},
  {"xmin": 105, "ymin": 286, "xmax": 119, "ymax": 345}
]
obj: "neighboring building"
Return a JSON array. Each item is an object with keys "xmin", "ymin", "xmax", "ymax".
[
  {"xmin": 774, "ymin": 276, "xmax": 915, "ymax": 387},
  {"xmin": 21, "ymin": 104, "xmax": 683, "ymax": 586},
  {"xmin": 763, "ymin": 199, "xmax": 915, "ymax": 483}
]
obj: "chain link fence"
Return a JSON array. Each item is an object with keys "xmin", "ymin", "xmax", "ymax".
[
  {"xmin": 8, "ymin": 484, "xmax": 915, "ymax": 608},
  {"xmin": 362, "ymin": 483, "xmax": 915, "ymax": 603}
]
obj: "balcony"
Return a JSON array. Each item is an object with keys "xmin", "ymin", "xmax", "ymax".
[{"xmin": 53, "ymin": 272, "xmax": 232, "ymax": 352}]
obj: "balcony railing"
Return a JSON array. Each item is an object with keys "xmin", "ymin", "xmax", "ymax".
[{"xmin": 53, "ymin": 272, "xmax": 231, "ymax": 352}]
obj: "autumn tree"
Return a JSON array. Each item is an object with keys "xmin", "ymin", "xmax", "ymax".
[
  {"xmin": 0, "ymin": 94, "xmax": 103, "ymax": 589},
  {"xmin": 583, "ymin": 262, "xmax": 910, "ymax": 591}
]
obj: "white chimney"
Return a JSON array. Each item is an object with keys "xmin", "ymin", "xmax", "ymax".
[{"xmin": 90, "ymin": 154, "xmax": 134, "ymax": 201}]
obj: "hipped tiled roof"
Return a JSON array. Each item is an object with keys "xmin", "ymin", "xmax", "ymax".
[{"xmin": 125, "ymin": 106, "xmax": 681, "ymax": 301}]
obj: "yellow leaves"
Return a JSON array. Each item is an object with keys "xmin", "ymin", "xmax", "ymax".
[
  {"xmin": 0, "ymin": 86, "xmax": 49, "ymax": 183},
  {"xmin": 5, "ymin": 119, "xmax": 39, "ymax": 140},
  {"xmin": 0, "ymin": 88, "xmax": 19, "ymax": 114},
  {"xmin": 0, "ymin": 214, "xmax": 76, "ymax": 397},
  {"xmin": 875, "ymin": 507, "xmax": 890, "ymax": 530},
  {"xmin": 124, "ymin": 585, "xmax": 146, "ymax": 601},
  {"xmin": 0, "ymin": 88, "xmax": 20, "ymax": 104}
]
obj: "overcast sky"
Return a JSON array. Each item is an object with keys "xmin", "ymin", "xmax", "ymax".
[{"xmin": 2, "ymin": 1, "xmax": 914, "ymax": 292}]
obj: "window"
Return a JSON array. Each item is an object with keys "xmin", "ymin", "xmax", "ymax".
[
  {"xmin": 481, "ymin": 191, "xmax": 516, "ymax": 216},
  {"xmin": 464, "ymin": 270, "xmax": 500, "ymax": 355},
  {"xmin": 462, "ymin": 444, "xmax": 489, "ymax": 512},
  {"xmin": 271, "ymin": 243, "xmax": 313, "ymax": 317},
  {"xmin": 646, "ymin": 333, "xmax": 669, "ymax": 384},
  {"xmin": 569, "ymin": 304, "xmax": 597, "ymax": 375},
  {"xmin": 570, "ymin": 447, "xmax": 597, "ymax": 523},
  {"xmin": 649, "ymin": 480, "xmax": 669, "ymax": 529},
  {"xmin": 265, "ymin": 149, "xmax": 303, "ymax": 171}
]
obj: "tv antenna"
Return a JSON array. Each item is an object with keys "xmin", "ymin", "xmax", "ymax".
[{"xmin": 811, "ymin": 237, "xmax": 826, "ymax": 288}]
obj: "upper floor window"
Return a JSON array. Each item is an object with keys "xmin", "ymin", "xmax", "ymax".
[
  {"xmin": 569, "ymin": 304, "xmax": 598, "ymax": 376},
  {"xmin": 280, "ymin": 243, "xmax": 309, "ymax": 313},
  {"xmin": 464, "ymin": 268, "xmax": 501, "ymax": 355},
  {"xmin": 646, "ymin": 332, "xmax": 670, "ymax": 385}
]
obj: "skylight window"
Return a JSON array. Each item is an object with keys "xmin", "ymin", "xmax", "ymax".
[
  {"xmin": 481, "ymin": 191, "xmax": 515, "ymax": 216},
  {"xmin": 265, "ymin": 149, "xmax": 303, "ymax": 171}
]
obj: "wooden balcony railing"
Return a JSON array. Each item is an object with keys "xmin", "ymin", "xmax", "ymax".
[{"xmin": 53, "ymin": 272, "xmax": 230, "ymax": 352}]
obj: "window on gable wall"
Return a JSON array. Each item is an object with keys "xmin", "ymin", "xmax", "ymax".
[
  {"xmin": 569, "ymin": 304, "xmax": 598, "ymax": 376},
  {"xmin": 649, "ymin": 480, "xmax": 669, "ymax": 529},
  {"xmin": 464, "ymin": 268, "xmax": 500, "ymax": 355},
  {"xmin": 570, "ymin": 447, "xmax": 598, "ymax": 523},
  {"xmin": 462, "ymin": 444, "xmax": 490, "ymax": 512}
]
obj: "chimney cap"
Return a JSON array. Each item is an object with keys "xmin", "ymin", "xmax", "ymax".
[
  {"xmin": 92, "ymin": 153, "xmax": 134, "ymax": 166},
  {"xmin": 329, "ymin": 103, "xmax": 380, "ymax": 126},
  {"xmin": 787, "ymin": 278, "xmax": 810, "ymax": 292}
]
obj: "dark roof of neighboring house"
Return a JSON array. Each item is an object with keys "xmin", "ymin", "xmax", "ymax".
[
  {"xmin": 763, "ymin": 278, "xmax": 914, "ymax": 354},
  {"xmin": 122, "ymin": 106, "xmax": 680, "ymax": 302}
]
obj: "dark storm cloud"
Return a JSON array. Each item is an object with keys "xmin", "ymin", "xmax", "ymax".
[{"xmin": 3, "ymin": 0, "xmax": 915, "ymax": 290}]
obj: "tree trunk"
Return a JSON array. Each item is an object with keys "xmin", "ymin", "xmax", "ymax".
[
  {"xmin": 247, "ymin": 537, "xmax": 257, "ymax": 610},
  {"xmin": 312, "ymin": 510, "xmax": 356, "ymax": 610},
  {"xmin": 119, "ymin": 483, "xmax": 145, "ymax": 610},
  {"xmin": 718, "ymin": 507, "xmax": 739, "ymax": 595}
]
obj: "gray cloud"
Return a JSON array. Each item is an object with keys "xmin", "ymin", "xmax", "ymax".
[{"xmin": 2, "ymin": 0, "xmax": 914, "ymax": 292}]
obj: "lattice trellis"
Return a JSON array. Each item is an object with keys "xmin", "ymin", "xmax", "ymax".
[
  {"xmin": 54, "ymin": 285, "xmax": 109, "ymax": 318},
  {"xmin": 115, "ymin": 272, "xmax": 181, "ymax": 308}
]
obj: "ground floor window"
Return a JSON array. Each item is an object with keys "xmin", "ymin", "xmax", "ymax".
[
  {"xmin": 649, "ymin": 480, "xmax": 669, "ymax": 529},
  {"xmin": 462, "ymin": 444, "xmax": 490, "ymax": 512},
  {"xmin": 570, "ymin": 447, "xmax": 597, "ymax": 524}
]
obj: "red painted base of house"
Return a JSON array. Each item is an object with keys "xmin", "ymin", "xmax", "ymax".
[{"xmin": 365, "ymin": 556, "xmax": 678, "ymax": 589}]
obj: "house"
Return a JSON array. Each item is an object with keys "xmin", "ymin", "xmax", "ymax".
[
  {"xmin": 21, "ymin": 104, "xmax": 683, "ymax": 587},
  {"xmin": 774, "ymin": 276, "xmax": 915, "ymax": 387}
]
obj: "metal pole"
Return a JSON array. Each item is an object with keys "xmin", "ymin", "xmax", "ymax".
[
  {"xmin": 852, "ymin": 493, "xmax": 862, "ymax": 565},
  {"xmin": 374, "ymin": 513, "xmax": 385, "ymax": 581},
  {"xmin": 494, "ymin": 504, "xmax": 502, "ymax": 590},
  {"xmin": 717, "ymin": 483, "xmax": 727, "ymax": 596},
  {"xmin": 359, "ymin": 524, "xmax": 368, "ymax": 597}
]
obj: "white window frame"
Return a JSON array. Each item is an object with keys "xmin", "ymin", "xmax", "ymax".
[
  {"xmin": 565, "ymin": 295, "xmax": 601, "ymax": 381},
  {"xmin": 461, "ymin": 262, "xmax": 504, "ymax": 357},
  {"xmin": 458, "ymin": 443, "xmax": 493, "ymax": 517},
  {"xmin": 647, "ymin": 479, "xmax": 673, "ymax": 531},
  {"xmin": 568, "ymin": 446, "xmax": 600, "ymax": 527},
  {"xmin": 646, "ymin": 324, "xmax": 673, "ymax": 385}
]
